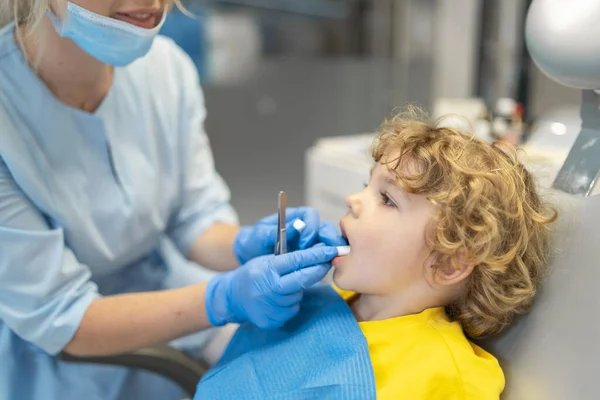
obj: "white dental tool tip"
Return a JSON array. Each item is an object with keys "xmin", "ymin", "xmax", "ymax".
[
  {"xmin": 293, "ymin": 219, "xmax": 306, "ymax": 232},
  {"xmin": 336, "ymin": 246, "xmax": 351, "ymax": 256}
]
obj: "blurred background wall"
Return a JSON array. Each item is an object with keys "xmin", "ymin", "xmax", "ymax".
[{"xmin": 160, "ymin": 0, "xmax": 580, "ymax": 224}]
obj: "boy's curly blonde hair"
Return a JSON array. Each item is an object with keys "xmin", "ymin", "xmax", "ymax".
[{"xmin": 371, "ymin": 106, "xmax": 557, "ymax": 338}]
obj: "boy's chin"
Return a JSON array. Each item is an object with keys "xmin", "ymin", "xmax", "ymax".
[
  {"xmin": 332, "ymin": 269, "xmax": 355, "ymax": 292},
  {"xmin": 332, "ymin": 268, "xmax": 344, "ymax": 288}
]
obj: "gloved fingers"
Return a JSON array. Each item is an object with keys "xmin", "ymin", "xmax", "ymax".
[
  {"xmin": 260, "ymin": 278, "xmax": 303, "ymax": 308},
  {"xmin": 233, "ymin": 226, "xmax": 252, "ymax": 248},
  {"xmin": 254, "ymin": 224, "xmax": 278, "ymax": 249},
  {"xmin": 233, "ymin": 225, "xmax": 262, "ymax": 264},
  {"xmin": 244, "ymin": 213, "xmax": 307, "ymax": 252},
  {"xmin": 253, "ymin": 212, "xmax": 279, "ymax": 226},
  {"xmin": 295, "ymin": 207, "xmax": 321, "ymax": 250},
  {"xmin": 271, "ymin": 246, "xmax": 338, "ymax": 276},
  {"xmin": 278, "ymin": 263, "xmax": 331, "ymax": 293},
  {"xmin": 317, "ymin": 221, "xmax": 348, "ymax": 247},
  {"xmin": 253, "ymin": 313, "xmax": 281, "ymax": 330},
  {"xmin": 239, "ymin": 221, "xmax": 302, "ymax": 255},
  {"xmin": 254, "ymin": 304, "xmax": 301, "ymax": 330},
  {"xmin": 271, "ymin": 290, "xmax": 304, "ymax": 307},
  {"xmin": 272, "ymin": 303, "xmax": 301, "ymax": 326},
  {"xmin": 284, "ymin": 220, "xmax": 302, "ymax": 242},
  {"xmin": 250, "ymin": 207, "xmax": 327, "ymax": 250},
  {"xmin": 287, "ymin": 303, "xmax": 301, "ymax": 321}
]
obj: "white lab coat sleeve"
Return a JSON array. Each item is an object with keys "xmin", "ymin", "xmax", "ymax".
[
  {"xmin": 0, "ymin": 158, "xmax": 100, "ymax": 355},
  {"xmin": 166, "ymin": 47, "xmax": 239, "ymax": 257}
]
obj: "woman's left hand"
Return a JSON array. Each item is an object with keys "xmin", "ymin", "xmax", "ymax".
[
  {"xmin": 206, "ymin": 245, "xmax": 340, "ymax": 329},
  {"xmin": 232, "ymin": 207, "xmax": 346, "ymax": 264}
]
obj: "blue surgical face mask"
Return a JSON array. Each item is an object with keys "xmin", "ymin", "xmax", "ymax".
[{"xmin": 47, "ymin": 2, "xmax": 167, "ymax": 67}]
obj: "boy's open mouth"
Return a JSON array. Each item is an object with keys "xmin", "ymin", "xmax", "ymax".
[{"xmin": 340, "ymin": 222, "xmax": 349, "ymax": 244}]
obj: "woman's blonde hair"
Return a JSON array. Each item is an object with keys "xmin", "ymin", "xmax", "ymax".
[{"xmin": 371, "ymin": 106, "xmax": 557, "ymax": 338}]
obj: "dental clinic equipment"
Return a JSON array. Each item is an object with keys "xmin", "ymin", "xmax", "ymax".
[
  {"xmin": 526, "ymin": 0, "xmax": 600, "ymax": 195},
  {"xmin": 275, "ymin": 191, "xmax": 287, "ymax": 255},
  {"xmin": 482, "ymin": 1, "xmax": 600, "ymax": 399}
]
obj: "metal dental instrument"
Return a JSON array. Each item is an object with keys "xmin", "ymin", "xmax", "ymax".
[{"xmin": 274, "ymin": 191, "xmax": 287, "ymax": 255}]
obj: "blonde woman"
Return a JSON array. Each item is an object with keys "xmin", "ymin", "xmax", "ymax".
[{"xmin": 0, "ymin": 1, "xmax": 346, "ymax": 398}]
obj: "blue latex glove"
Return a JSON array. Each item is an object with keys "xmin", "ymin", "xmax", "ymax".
[
  {"xmin": 205, "ymin": 245, "xmax": 339, "ymax": 329},
  {"xmin": 233, "ymin": 207, "xmax": 346, "ymax": 264}
]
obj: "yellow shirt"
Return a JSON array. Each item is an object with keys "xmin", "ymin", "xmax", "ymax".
[{"xmin": 336, "ymin": 289, "xmax": 505, "ymax": 399}]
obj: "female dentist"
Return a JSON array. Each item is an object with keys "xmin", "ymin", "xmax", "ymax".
[{"xmin": 0, "ymin": 1, "xmax": 345, "ymax": 399}]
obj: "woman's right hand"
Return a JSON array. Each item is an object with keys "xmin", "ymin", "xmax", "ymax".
[{"xmin": 205, "ymin": 245, "xmax": 340, "ymax": 329}]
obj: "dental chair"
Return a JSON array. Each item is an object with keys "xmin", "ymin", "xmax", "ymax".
[
  {"xmin": 59, "ymin": 1, "xmax": 600, "ymax": 398},
  {"xmin": 479, "ymin": 1, "xmax": 600, "ymax": 398},
  {"xmin": 59, "ymin": 346, "xmax": 208, "ymax": 397}
]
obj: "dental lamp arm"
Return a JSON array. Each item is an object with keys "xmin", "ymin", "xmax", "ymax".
[{"xmin": 526, "ymin": 0, "xmax": 600, "ymax": 196}]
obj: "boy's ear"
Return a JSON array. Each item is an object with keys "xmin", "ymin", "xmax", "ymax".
[{"xmin": 432, "ymin": 251, "xmax": 475, "ymax": 286}]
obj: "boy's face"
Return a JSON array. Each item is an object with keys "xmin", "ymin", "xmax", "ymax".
[{"xmin": 333, "ymin": 154, "xmax": 435, "ymax": 295}]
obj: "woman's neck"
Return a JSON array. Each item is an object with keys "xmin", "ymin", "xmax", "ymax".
[{"xmin": 18, "ymin": 16, "xmax": 113, "ymax": 113}]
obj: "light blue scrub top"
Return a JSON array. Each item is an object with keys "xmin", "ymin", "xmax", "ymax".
[{"xmin": 0, "ymin": 22, "xmax": 238, "ymax": 400}]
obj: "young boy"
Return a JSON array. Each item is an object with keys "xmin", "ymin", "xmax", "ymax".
[
  {"xmin": 332, "ymin": 107, "xmax": 556, "ymax": 398},
  {"xmin": 195, "ymin": 108, "xmax": 556, "ymax": 399}
]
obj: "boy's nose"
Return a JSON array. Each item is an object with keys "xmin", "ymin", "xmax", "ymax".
[{"xmin": 345, "ymin": 193, "xmax": 361, "ymax": 216}]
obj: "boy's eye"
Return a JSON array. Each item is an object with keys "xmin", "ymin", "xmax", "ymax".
[{"xmin": 380, "ymin": 192, "xmax": 396, "ymax": 207}]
